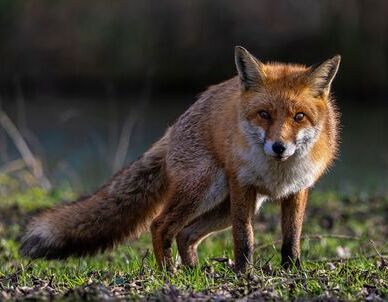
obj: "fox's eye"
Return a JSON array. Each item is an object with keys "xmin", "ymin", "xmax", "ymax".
[
  {"xmin": 258, "ymin": 111, "xmax": 271, "ymax": 120},
  {"xmin": 294, "ymin": 112, "xmax": 305, "ymax": 122}
]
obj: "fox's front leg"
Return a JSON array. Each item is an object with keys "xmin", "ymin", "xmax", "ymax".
[
  {"xmin": 280, "ymin": 189, "xmax": 308, "ymax": 268},
  {"xmin": 229, "ymin": 178, "xmax": 257, "ymax": 273}
]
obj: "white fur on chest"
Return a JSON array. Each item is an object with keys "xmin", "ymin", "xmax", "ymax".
[
  {"xmin": 236, "ymin": 142, "xmax": 323, "ymax": 199},
  {"xmin": 195, "ymin": 146, "xmax": 322, "ymax": 217}
]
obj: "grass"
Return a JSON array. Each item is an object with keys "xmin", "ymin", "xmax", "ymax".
[{"xmin": 0, "ymin": 175, "xmax": 387, "ymax": 301}]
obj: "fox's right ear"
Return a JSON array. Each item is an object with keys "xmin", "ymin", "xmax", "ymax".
[{"xmin": 234, "ymin": 46, "xmax": 265, "ymax": 90}]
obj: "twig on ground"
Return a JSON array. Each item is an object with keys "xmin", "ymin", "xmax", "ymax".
[
  {"xmin": 0, "ymin": 260, "xmax": 34, "ymax": 282},
  {"xmin": 369, "ymin": 239, "xmax": 388, "ymax": 267},
  {"xmin": 306, "ymin": 254, "xmax": 388, "ymax": 264},
  {"xmin": 138, "ymin": 249, "xmax": 150, "ymax": 276},
  {"xmin": 369, "ymin": 239, "xmax": 383, "ymax": 258}
]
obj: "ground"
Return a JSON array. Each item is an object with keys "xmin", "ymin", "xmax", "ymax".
[{"xmin": 0, "ymin": 175, "xmax": 387, "ymax": 301}]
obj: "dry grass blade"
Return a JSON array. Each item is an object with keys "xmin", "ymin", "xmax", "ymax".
[
  {"xmin": 0, "ymin": 110, "xmax": 51, "ymax": 190},
  {"xmin": 138, "ymin": 249, "xmax": 150, "ymax": 276},
  {"xmin": 112, "ymin": 112, "xmax": 138, "ymax": 173},
  {"xmin": 307, "ymin": 254, "xmax": 388, "ymax": 264},
  {"xmin": 0, "ymin": 159, "xmax": 26, "ymax": 174},
  {"xmin": 254, "ymin": 234, "xmax": 369, "ymax": 251}
]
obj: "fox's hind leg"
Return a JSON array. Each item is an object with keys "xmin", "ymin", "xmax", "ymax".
[
  {"xmin": 177, "ymin": 198, "xmax": 231, "ymax": 267},
  {"xmin": 150, "ymin": 180, "xmax": 211, "ymax": 271}
]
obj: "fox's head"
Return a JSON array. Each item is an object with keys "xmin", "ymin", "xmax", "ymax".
[{"xmin": 235, "ymin": 46, "xmax": 340, "ymax": 161}]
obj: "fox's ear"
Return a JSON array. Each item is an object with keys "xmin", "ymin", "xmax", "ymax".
[
  {"xmin": 307, "ymin": 55, "xmax": 341, "ymax": 97},
  {"xmin": 234, "ymin": 46, "xmax": 265, "ymax": 90}
]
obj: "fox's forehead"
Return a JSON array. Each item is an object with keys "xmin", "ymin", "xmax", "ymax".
[
  {"xmin": 262, "ymin": 63, "xmax": 309, "ymax": 88},
  {"xmin": 258, "ymin": 63, "xmax": 314, "ymax": 100},
  {"xmin": 263, "ymin": 62, "xmax": 309, "ymax": 79}
]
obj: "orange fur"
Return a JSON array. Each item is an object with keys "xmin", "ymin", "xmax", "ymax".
[{"xmin": 20, "ymin": 46, "xmax": 340, "ymax": 273}]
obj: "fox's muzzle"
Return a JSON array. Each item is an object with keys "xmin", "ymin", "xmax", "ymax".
[{"xmin": 264, "ymin": 139, "xmax": 296, "ymax": 160}]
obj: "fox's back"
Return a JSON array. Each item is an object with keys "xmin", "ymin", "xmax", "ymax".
[{"xmin": 166, "ymin": 77, "xmax": 240, "ymax": 172}]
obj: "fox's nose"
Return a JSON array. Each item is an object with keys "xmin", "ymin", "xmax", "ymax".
[{"xmin": 272, "ymin": 141, "xmax": 286, "ymax": 155}]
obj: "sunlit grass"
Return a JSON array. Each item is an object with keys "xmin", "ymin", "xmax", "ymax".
[{"xmin": 0, "ymin": 178, "xmax": 387, "ymax": 300}]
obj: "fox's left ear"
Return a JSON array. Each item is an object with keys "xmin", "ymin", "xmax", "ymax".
[{"xmin": 307, "ymin": 55, "xmax": 341, "ymax": 97}]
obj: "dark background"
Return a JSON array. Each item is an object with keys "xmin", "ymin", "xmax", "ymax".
[{"xmin": 0, "ymin": 0, "xmax": 387, "ymax": 193}]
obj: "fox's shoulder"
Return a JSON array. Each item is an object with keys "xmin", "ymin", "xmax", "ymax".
[{"xmin": 171, "ymin": 77, "xmax": 240, "ymax": 135}]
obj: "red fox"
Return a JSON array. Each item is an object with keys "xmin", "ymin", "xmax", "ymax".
[{"xmin": 20, "ymin": 46, "xmax": 340, "ymax": 272}]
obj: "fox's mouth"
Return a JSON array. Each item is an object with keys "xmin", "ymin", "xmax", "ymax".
[{"xmin": 274, "ymin": 155, "xmax": 290, "ymax": 162}]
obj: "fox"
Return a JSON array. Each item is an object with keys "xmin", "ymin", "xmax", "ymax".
[{"xmin": 20, "ymin": 46, "xmax": 340, "ymax": 273}]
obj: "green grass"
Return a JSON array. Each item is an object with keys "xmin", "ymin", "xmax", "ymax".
[{"xmin": 0, "ymin": 176, "xmax": 387, "ymax": 301}]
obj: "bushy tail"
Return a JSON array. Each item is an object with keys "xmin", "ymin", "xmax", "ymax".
[{"xmin": 20, "ymin": 132, "xmax": 170, "ymax": 259}]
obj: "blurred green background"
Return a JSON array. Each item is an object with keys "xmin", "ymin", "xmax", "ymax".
[{"xmin": 0, "ymin": 0, "xmax": 387, "ymax": 193}]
